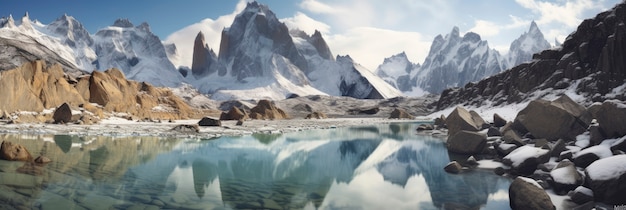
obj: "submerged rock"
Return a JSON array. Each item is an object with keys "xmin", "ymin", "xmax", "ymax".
[
  {"xmin": 444, "ymin": 161, "xmax": 463, "ymax": 174},
  {"xmin": 0, "ymin": 141, "xmax": 33, "ymax": 161}
]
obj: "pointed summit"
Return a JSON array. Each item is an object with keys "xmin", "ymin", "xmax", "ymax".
[
  {"xmin": 529, "ymin": 20, "xmax": 540, "ymax": 34},
  {"xmin": 506, "ymin": 21, "xmax": 551, "ymax": 67},
  {"xmin": 113, "ymin": 18, "xmax": 134, "ymax": 28},
  {"xmin": 450, "ymin": 26, "xmax": 460, "ymax": 38},
  {"xmin": 20, "ymin": 12, "xmax": 33, "ymax": 29},
  {"xmin": 192, "ymin": 31, "xmax": 218, "ymax": 77}
]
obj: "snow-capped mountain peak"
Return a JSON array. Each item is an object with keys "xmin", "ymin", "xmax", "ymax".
[
  {"xmin": 375, "ymin": 52, "xmax": 420, "ymax": 92},
  {"xmin": 506, "ymin": 20, "xmax": 551, "ymax": 67}
]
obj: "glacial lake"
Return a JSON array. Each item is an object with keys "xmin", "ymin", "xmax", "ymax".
[{"xmin": 0, "ymin": 123, "xmax": 511, "ymax": 210}]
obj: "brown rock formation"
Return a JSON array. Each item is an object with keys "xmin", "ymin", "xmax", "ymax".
[
  {"xmin": 0, "ymin": 60, "xmax": 203, "ymax": 122},
  {"xmin": 220, "ymin": 107, "xmax": 248, "ymax": 121},
  {"xmin": 191, "ymin": 31, "xmax": 218, "ymax": 77},
  {"xmin": 305, "ymin": 112, "xmax": 327, "ymax": 119},
  {"xmin": 250, "ymin": 100, "xmax": 289, "ymax": 120},
  {"xmin": 389, "ymin": 108, "xmax": 414, "ymax": 119}
]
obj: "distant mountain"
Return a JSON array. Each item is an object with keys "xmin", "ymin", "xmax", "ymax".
[
  {"xmin": 375, "ymin": 22, "xmax": 550, "ymax": 96},
  {"xmin": 185, "ymin": 2, "xmax": 401, "ymax": 100},
  {"xmin": 0, "ymin": 14, "xmax": 183, "ymax": 87},
  {"xmin": 375, "ymin": 52, "xmax": 420, "ymax": 92},
  {"xmin": 505, "ymin": 21, "xmax": 552, "ymax": 67},
  {"xmin": 93, "ymin": 19, "xmax": 183, "ymax": 87},
  {"xmin": 436, "ymin": 2, "xmax": 626, "ymax": 109}
]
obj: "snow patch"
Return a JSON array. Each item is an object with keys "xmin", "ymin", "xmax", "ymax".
[
  {"xmin": 586, "ymin": 155, "xmax": 626, "ymax": 181},
  {"xmin": 504, "ymin": 145, "xmax": 549, "ymax": 167}
]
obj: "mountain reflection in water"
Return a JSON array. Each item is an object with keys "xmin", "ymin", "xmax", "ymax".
[{"xmin": 0, "ymin": 123, "xmax": 510, "ymax": 210}]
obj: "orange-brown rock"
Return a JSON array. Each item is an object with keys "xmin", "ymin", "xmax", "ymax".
[
  {"xmin": 220, "ymin": 107, "xmax": 248, "ymax": 121},
  {"xmin": 250, "ymin": 100, "xmax": 289, "ymax": 120},
  {"xmin": 0, "ymin": 141, "xmax": 33, "ymax": 161},
  {"xmin": 0, "ymin": 60, "xmax": 203, "ymax": 122}
]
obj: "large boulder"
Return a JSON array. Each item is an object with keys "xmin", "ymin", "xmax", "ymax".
[
  {"xmin": 445, "ymin": 107, "xmax": 481, "ymax": 137},
  {"xmin": 250, "ymin": 100, "xmax": 289, "ymax": 120},
  {"xmin": 509, "ymin": 177, "xmax": 555, "ymax": 210},
  {"xmin": 198, "ymin": 117, "xmax": 221, "ymax": 126},
  {"xmin": 596, "ymin": 100, "xmax": 626, "ymax": 138},
  {"xmin": 513, "ymin": 95, "xmax": 591, "ymax": 141},
  {"xmin": 585, "ymin": 155, "xmax": 626, "ymax": 205},
  {"xmin": 0, "ymin": 141, "xmax": 33, "ymax": 161},
  {"xmin": 447, "ymin": 130, "xmax": 487, "ymax": 155},
  {"xmin": 389, "ymin": 108, "xmax": 414, "ymax": 119},
  {"xmin": 549, "ymin": 160, "xmax": 583, "ymax": 195},
  {"xmin": 220, "ymin": 107, "xmax": 248, "ymax": 121},
  {"xmin": 503, "ymin": 145, "xmax": 550, "ymax": 175},
  {"xmin": 52, "ymin": 103, "xmax": 72, "ymax": 124}
]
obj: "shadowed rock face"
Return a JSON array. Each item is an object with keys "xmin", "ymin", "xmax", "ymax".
[
  {"xmin": 437, "ymin": 2, "xmax": 626, "ymax": 110},
  {"xmin": 217, "ymin": 1, "xmax": 308, "ymax": 80},
  {"xmin": 191, "ymin": 32, "xmax": 218, "ymax": 77}
]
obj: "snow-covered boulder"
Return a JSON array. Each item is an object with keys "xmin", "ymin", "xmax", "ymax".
[
  {"xmin": 568, "ymin": 186, "xmax": 594, "ymax": 205},
  {"xmin": 445, "ymin": 106, "xmax": 481, "ymax": 137},
  {"xmin": 513, "ymin": 95, "xmax": 591, "ymax": 141},
  {"xmin": 573, "ymin": 144, "xmax": 612, "ymax": 168},
  {"xmin": 446, "ymin": 130, "xmax": 487, "ymax": 155},
  {"xmin": 509, "ymin": 177, "xmax": 555, "ymax": 210},
  {"xmin": 596, "ymin": 100, "xmax": 626, "ymax": 139},
  {"xmin": 549, "ymin": 160, "xmax": 583, "ymax": 195},
  {"xmin": 584, "ymin": 154, "xmax": 626, "ymax": 205},
  {"xmin": 503, "ymin": 145, "xmax": 550, "ymax": 175}
]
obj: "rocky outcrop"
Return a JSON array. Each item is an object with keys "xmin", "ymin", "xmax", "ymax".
[
  {"xmin": 509, "ymin": 177, "xmax": 556, "ymax": 210},
  {"xmin": 0, "ymin": 141, "xmax": 33, "ymax": 161},
  {"xmin": 444, "ymin": 161, "xmax": 463, "ymax": 174},
  {"xmin": 436, "ymin": 2, "xmax": 626, "ymax": 109},
  {"xmin": 172, "ymin": 124, "xmax": 200, "ymax": 133},
  {"xmin": 389, "ymin": 108, "xmax": 414, "ymax": 119},
  {"xmin": 513, "ymin": 95, "xmax": 591, "ymax": 141},
  {"xmin": 220, "ymin": 107, "xmax": 248, "ymax": 121},
  {"xmin": 595, "ymin": 100, "xmax": 626, "ymax": 138},
  {"xmin": 191, "ymin": 31, "xmax": 218, "ymax": 77},
  {"xmin": 0, "ymin": 60, "xmax": 201, "ymax": 122},
  {"xmin": 249, "ymin": 100, "xmax": 289, "ymax": 120}
]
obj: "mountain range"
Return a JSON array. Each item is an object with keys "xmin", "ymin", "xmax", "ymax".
[
  {"xmin": 376, "ymin": 21, "xmax": 551, "ymax": 95},
  {"xmin": 1, "ymin": 1, "xmax": 552, "ymax": 101}
]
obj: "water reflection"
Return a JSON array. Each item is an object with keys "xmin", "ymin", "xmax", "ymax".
[{"xmin": 0, "ymin": 123, "xmax": 511, "ymax": 210}]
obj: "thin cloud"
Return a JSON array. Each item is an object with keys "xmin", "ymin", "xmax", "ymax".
[
  {"xmin": 164, "ymin": 0, "xmax": 247, "ymax": 67},
  {"xmin": 281, "ymin": 12, "xmax": 330, "ymax": 35}
]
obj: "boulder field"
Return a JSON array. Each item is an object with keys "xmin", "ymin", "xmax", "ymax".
[
  {"xmin": 0, "ymin": 60, "xmax": 206, "ymax": 123},
  {"xmin": 436, "ymin": 95, "xmax": 626, "ymax": 208}
]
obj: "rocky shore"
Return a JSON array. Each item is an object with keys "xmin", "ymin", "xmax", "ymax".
[{"xmin": 433, "ymin": 95, "xmax": 626, "ymax": 209}]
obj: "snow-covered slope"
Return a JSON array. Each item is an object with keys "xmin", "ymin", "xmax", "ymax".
[
  {"xmin": 93, "ymin": 19, "xmax": 183, "ymax": 87},
  {"xmin": 375, "ymin": 52, "xmax": 420, "ymax": 92},
  {"xmin": 415, "ymin": 27, "xmax": 507, "ymax": 94},
  {"xmin": 506, "ymin": 21, "xmax": 551, "ymax": 67},
  {"xmin": 0, "ymin": 14, "xmax": 183, "ymax": 87},
  {"xmin": 185, "ymin": 2, "xmax": 401, "ymax": 100}
]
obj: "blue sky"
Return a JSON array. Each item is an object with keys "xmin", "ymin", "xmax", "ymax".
[{"xmin": 1, "ymin": 0, "xmax": 620, "ymax": 70}]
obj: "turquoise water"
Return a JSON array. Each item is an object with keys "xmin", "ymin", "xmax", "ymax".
[{"xmin": 0, "ymin": 123, "xmax": 511, "ymax": 210}]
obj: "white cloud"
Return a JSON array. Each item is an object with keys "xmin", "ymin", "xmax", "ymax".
[
  {"xmin": 515, "ymin": 0, "xmax": 604, "ymax": 27},
  {"xmin": 281, "ymin": 12, "xmax": 330, "ymax": 35},
  {"xmin": 164, "ymin": 0, "xmax": 247, "ymax": 67},
  {"xmin": 325, "ymin": 27, "xmax": 430, "ymax": 70},
  {"xmin": 468, "ymin": 20, "xmax": 501, "ymax": 37}
]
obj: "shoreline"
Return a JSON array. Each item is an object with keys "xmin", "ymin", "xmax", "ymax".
[{"xmin": 0, "ymin": 117, "xmax": 434, "ymax": 139}]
